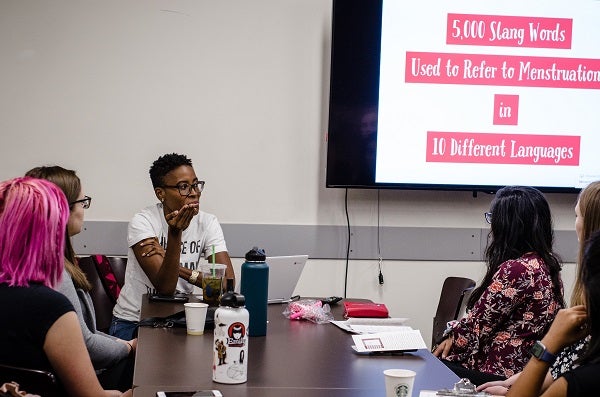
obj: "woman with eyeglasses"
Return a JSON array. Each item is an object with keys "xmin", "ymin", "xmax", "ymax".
[
  {"xmin": 26, "ymin": 166, "xmax": 136, "ymax": 391},
  {"xmin": 109, "ymin": 153, "xmax": 235, "ymax": 340},
  {"xmin": 433, "ymin": 186, "xmax": 564, "ymax": 385},
  {"xmin": 0, "ymin": 176, "xmax": 131, "ymax": 397}
]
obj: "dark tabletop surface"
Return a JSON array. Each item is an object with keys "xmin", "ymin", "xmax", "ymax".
[{"xmin": 133, "ymin": 295, "xmax": 458, "ymax": 397}]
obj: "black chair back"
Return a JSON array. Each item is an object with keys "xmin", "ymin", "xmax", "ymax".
[
  {"xmin": 109, "ymin": 256, "xmax": 127, "ymax": 288},
  {"xmin": 78, "ymin": 255, "xmax": 127, "ymax": 333},
  {"xmin": 0, "ymin": 363, "xmax": 64, "ymax": 397},
  {"xmin": 431, "ymin": 276, "xmax": 476, "ymax": 347}
]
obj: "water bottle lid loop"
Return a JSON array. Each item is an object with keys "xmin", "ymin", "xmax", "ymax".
[
  {"xmin": 220, "ymin": 291, "xmax": 246, "ymax": 307},
  {"xmin": 244, "ymin": 246, "xmax": 266, "ymax": 261}
]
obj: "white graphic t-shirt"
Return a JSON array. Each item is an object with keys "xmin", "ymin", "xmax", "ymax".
[{"xmin": 112, "ymin": 203, "xmax": 227, "ymax": 321}]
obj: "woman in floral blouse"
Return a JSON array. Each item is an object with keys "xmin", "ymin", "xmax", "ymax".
[{"xmin": 433, "ymin": 186, "xmax": 564, "ymax": 384}]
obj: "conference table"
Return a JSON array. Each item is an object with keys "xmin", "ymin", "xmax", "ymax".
[{"xmin": 132, "ymin": 295, "xmax": 458, "ymax": 396}]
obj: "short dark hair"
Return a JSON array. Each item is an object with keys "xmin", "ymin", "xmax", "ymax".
[{"xmin": 149, "ymin": 153, "xmax": 193, "ymax": 188}]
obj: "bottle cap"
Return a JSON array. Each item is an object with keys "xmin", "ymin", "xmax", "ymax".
[
  {"xmin": 220, "ymin": 291, "xmax": 246, "ymax": 308},
  {"xmin": 245, "ymin": 246, "xmax": 266, "ymax": 261}
]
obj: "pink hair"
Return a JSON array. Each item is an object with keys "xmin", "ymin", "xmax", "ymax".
[{"xmin": 0, "ymin": 177, "xmax": 69, "ymax": 288}]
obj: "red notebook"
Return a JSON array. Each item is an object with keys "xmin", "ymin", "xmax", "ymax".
[{"xmin": 343, "ymin": 302, "xmax": 389, "ymax": 318}]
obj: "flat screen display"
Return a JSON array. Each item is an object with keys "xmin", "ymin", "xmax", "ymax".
[{"xmin": 326, "ymin": 0, "xmax": 600, "ymax": 192}]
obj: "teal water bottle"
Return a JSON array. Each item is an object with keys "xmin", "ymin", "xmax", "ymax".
[{"xmin": 240, "ymin": 247, "xmax": 269, "ymax": 336}]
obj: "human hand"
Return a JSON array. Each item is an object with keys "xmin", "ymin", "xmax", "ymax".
[
  {"xmin": 128, "ymin": 338, "xmax": 137, "ymax": 352},
  {"xmin": 542, "ymin": 306, "xmax": 588, "ymax": 353},
  {"xmin": 119, "ymin": 338, "xmax": 137, "ymax": 354},
  {"xmin": 165, "ymin": 203, "xmax": 199, "ymax": 231},
  {"xmin": 139, "ymin": 237, "xmax": 165, "ymax": 258},
  {"xmin": 432, "ymin": 336, "xmax": 453, "ymax": 359},
  {"xmin": 477, "ymin": 372, "xmax": 520, "ymax": 394}
]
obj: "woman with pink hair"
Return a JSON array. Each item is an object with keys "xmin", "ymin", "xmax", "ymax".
[{"xmin": 0, "ymin": 177, "xmax": 131, "ymax": 397}]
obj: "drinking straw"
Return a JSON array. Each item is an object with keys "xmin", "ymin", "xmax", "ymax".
[{"xmin": 211, "ymin": 244, "xmax": 215, "ymax": 277}]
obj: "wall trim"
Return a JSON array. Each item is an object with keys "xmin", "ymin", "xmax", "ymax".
[{"xmin": 72, "ymin": 221, "xmax": 578, "ymax": 262}]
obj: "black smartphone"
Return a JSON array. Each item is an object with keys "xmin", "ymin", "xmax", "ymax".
[
  {"xmin": 156, "ymin": 391, "xmax": 222, "ymax": 397},
  {"xmin": 321, "ymin": 296, "xmax": 343, "ymax": 305},
  {"xmin": 149, "ymin": 293, "xmax": 189, "ymax": 303}
]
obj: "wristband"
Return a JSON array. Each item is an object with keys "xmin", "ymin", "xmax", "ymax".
[
  {"xmin": 530, "ymin": 340, "xmax": 557, "ymax": 364},
  {"xmin": 188, "ymin": 270, "xmax": 200, "ymax": 284},
  {"xmin": 126, "ymin": 341, "xmax": 134, "ymax": 355}
]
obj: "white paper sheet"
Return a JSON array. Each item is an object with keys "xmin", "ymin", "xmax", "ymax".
[
  {"xmin": 351, "ymin": 330, "xmax": 427, "ymax": 352},
  {"xmin": 331, "ymin": 317, "xmax": 409, "ymax": 334}
]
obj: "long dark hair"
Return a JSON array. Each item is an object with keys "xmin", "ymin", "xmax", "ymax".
[
  {"xmin": 580, "ymin": 230, "xmax": 600, "ymax": 365},
  {"xmin": 467, "ymin": 186, "xmax": 564, "ymax": 309}
]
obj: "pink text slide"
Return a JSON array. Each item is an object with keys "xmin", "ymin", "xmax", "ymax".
[
  {"xmin": 426, "ymin": 131, "xmax": 580, "ymax": 165},
  {"xmin": 446, "ymin": 14, "xmax": 572, "ymax": 49},
  {"xmin": 405, "ymin": 51, "xmax": 600, "ymax": 89}
]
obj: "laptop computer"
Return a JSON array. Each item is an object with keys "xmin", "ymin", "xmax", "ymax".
[{"xmin": 266, "ymin": 255, "xmax": 308, "ymax": 304}]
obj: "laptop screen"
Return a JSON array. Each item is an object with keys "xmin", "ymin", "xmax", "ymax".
[{"xmin": 265, "ymin": 255, "xmax": 308, "ymax": 304}]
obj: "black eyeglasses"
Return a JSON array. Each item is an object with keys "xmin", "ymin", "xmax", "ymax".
[
  {"xmin": 484, "ymin": 212, "xmax": 492, "ymax": 224},
  {"xmin": 162, "ymin": 181, "xmax": 205, "ymax": 197},
  {"xmin": 71, "ymin": 196, "xmax": 92, "ymax": 209}
]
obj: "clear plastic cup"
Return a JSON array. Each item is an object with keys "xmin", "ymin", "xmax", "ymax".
[{"xmin": 201, "ymin": 263, "xmax": 226, "ymax": 306}]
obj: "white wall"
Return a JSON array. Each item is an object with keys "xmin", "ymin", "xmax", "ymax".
[{"xmin": 0, "ymin": 1, "xmax": 579, "ymax": 347}]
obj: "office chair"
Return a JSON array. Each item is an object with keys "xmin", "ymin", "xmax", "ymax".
[
  {"xmin": 78, "ymin": 255, "xmax": 127, "ymax": 332},
  {"xmin": 0, "ymin": 363, "xmax": 64, "ymax": 397},
  {"xmin": 431, "ymin": 276, "xmax": 476, "ymax": 347},
  {"xmin": 108, "ymin": 256, "xmax": 127, "ymax": 288}
]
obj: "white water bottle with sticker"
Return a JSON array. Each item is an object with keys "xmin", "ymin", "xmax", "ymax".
[{"xmin": 213, "ymin": 281, "xmax": 249, "ymax": 384}]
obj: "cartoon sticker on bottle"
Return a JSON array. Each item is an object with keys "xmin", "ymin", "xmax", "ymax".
[
  {"xmin": 215, "ymin": 339, "xmax": 227, "ymax": 365},
  {"xmin": 226, "ymin": 322, "xmax": 247, "ymax": 380},
  {"xmin": 213, "ymin": 301, "xmax": 249, "ymax": 384},
  {"xmin": 227, "ymin": 322, "xmax": 246, "ymax": 347},
  {"xmin": 213, "ymin": 322, "xmax": 247, "ymax": 382}
]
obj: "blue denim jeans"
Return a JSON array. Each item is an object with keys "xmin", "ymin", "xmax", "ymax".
[{"xmin": 108, "ymin": 316, "xmax": 138, "ymax": 340}]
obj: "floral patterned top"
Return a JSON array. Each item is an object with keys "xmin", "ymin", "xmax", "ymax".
[
  {"xmin": 550, "ymin": 336, "xmax": 590, "ymax": 379},
  {"xmin": 444, "ymin": 252, "xmax": 562, "ymax": 378}
]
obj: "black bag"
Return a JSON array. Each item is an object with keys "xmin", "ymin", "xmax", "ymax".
[{"xmin": 138, "ymin": 307, "xmax": 215, "ymax": 330}]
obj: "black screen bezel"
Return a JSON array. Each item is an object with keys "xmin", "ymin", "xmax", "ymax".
[{"xmin": 325, "ymin": 0, "xmax": 580, "ymax": 193}]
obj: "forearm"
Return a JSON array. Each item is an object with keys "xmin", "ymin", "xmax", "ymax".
[
  {"xmin": 177, "ymin": 251, "xmax": 234, "ymax": 288},
  {"xmin": 540, "ymin": 371, "xmax": 554, "ymax": 393},
  {"xmin": 506, "ymin": 359, "xmax": 551, "ymax": 397},
  {"xmin": 85, "ymin": 329, "xmax": 129, "ymax": 369},
  {"xmin": 153, "ymin": 228, "xmax": 183, "ymax": 293},
  {"xmin": 508, "ymin": 306, "xmax": 586, "ymax": 397},
  {"xmin": 178, "ymin": 266, "xmax": 202, "ymax": 287}
]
